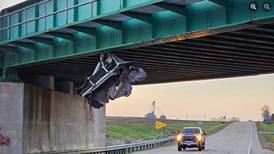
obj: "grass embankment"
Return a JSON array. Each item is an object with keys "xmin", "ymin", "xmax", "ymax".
[
  {"xmin": 256, "ymin": 122, "xmax": 274, "ymax": 151},
  {"xmin": 106, "ymin": 120, "xmax": 230, "ymax": 145}
]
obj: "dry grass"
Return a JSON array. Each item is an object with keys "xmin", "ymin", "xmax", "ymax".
[{"xmin": 259, "ymin": 134, "xmax": 274, "ymax": 151}]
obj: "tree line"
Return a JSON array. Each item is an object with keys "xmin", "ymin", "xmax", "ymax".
[{"xmin": 261, "ymin": 105, "xmax": 274, "ymax": 122}]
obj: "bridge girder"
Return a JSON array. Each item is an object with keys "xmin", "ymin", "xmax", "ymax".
[{"xmin": 0, "ymin": 0, "xmax": 274, "ymax": 84}]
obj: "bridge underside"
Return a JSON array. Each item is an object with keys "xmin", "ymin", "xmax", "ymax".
[
  {"xmin": 16, "ymin": 22, "xmax": 274, "ymax": 85},
  {"xmin": 1, "ymin": 0, "xmax": 274, "ymax": 86}
]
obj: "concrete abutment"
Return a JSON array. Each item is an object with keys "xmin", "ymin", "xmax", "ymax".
[{"xmin": 0, "ymin": 82, "xmax": 105, "ymax": 154}]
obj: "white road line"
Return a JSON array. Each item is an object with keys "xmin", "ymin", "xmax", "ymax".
[{"xmin": 247, "ymin": 122, "xmax": 253, "ymax": 154}]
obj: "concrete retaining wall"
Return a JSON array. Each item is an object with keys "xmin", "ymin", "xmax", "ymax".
[
  {"xmin": 0, "ymin": 83, "xmax": 105, "ymax": 154},
  {"xmin": 0, "ymin": 83, "xmax": 24, "ymax": 154}
]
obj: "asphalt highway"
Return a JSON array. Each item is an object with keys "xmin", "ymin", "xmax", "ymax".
[{"xmin": 133, "ymin": 122, "xmax": 274, "ymax": 154}]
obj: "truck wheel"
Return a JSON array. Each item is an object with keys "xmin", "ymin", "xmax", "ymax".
[{"xmin": 178, "ymin": 143, "xmax": 182, "ymax": 151}]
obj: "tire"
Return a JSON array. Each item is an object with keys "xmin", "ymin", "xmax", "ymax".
[
  {"xmin": 202, "ymin": 141, "xmax": 205, "ymax": 150},
  {"xmin": 182, "ymin": 147, "xmax": 186, "ymax": 150},
  {"xmin": 198, "ymin": 145, "xmax": 202, "ymax": 151},
  {"xmin": 88, "ymin": 96, "xmax": 104, "ymax": 109},
  {"xmin": 178, "ymin": 143, "xmax": 182, "ymax": 151}
]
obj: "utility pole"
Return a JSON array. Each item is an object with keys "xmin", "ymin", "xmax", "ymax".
[
  {"xmin": 152, "ymin": 101, "xmax": 156, "ymax": 116},
  {"xmin": 204, "ymin": 112, "xmax": 206, "ymax": 121}
]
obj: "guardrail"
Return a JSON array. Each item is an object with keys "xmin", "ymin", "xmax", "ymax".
[
  {"xmin": 0, "ymin": 0, "xmax": 97, "ymax": 42},
  {"xmin": 30, "ymin": 136, "xmax": 175, "ymax": 154},
  {"xmin": 258, "ymin": 131, "xmax": 274, "ymax": 135}
]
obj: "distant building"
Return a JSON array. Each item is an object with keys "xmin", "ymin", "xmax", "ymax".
[
  {"xmin": 230, "ymin": 117, "xmax": 239, "ymax": 122},
  {"xmin": 145, "ymin": 111, "xmax": 156, "ymax": 119},
  {"xmin": 217, "ymin": 116, "xmax": 226, "ymax": 122},
  {"xmin": 160, "ymin": 114, "xmax": 166, "ymax": 120},
  {"xmin": 145, "ymin": 101, "xmax": 157, "ymax": 119}
]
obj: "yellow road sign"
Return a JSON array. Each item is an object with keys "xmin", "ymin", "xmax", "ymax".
[{"xmin": 155, "ymin": 120, "xmax": 167, "ymax": 129}]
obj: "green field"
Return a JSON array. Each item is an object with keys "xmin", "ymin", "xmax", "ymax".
[
  {"xmin": 257, "ymin": 122, "xmax": 274, "ymax": 132},
  {"xmin": 106, "ymin": 120, "xmax": 230, "ymax": 145},
  {"xmin": 167, "ymin": 121, "xmax": 229, "ymax": 135}
]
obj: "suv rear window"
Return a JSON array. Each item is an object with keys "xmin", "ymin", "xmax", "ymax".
[{"xmin": 182, "ymin": 128, "xmax": 200, "ymax": 134}]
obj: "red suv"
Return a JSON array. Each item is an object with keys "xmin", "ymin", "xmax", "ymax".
[{"xmin": 176, "ymin": 127, "xmax": 206, "ymax": 151}]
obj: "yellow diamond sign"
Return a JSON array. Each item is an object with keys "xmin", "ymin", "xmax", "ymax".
[{"xmin": 155, "ymin": 120, "xmax": 167, "ymax": 129}]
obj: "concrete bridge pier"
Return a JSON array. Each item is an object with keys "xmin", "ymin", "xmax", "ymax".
[{"xmin": 0, "ymin": 79, "xmax": 105, "ymax": 154}]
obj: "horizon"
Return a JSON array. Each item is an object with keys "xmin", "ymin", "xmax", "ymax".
[{"xmin": 105, "ymin": 115, "xmax": 257, "ymax": 122}]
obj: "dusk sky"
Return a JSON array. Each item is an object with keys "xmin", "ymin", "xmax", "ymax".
[
  {"xmin": 2, "ymin": 0, "xmax": 274, "ymax": 121},
  {"xmin": 106, "ymin": 73, "xmax": 274, "ymax": 121}
]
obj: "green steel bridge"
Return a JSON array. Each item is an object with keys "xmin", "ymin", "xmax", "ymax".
[{"xmin": 1, "ymin": 0, "xmax": 274, "ymax": 86}]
